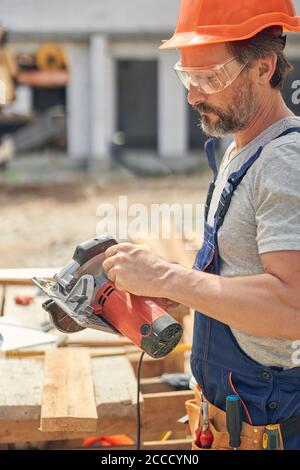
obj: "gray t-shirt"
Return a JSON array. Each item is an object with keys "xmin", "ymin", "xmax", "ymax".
[{"xmin": 207, "ymin": 116, "xmax": 300, "ymax": 369}]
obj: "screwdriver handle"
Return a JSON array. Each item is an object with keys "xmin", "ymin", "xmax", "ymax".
[{"xmin": 226, "ymin": 395, "xmax": 242, "ymax": 449}]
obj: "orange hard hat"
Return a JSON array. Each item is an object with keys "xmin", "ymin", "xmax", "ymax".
[{"xmin": 160, "ymin": 0, "xmax": 300, "ymax": 49}]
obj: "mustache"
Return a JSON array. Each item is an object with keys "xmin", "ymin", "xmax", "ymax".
[{"xmin": 193, "ymin": 103, "xmax": 224, "ymax": 116}]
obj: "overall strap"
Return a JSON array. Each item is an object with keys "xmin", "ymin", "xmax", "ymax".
[
  {"xmin": 227, "ymin": 127, "xmax": 300, "ymax": 192},
  {"xmin": 209, "ymin": 127, "xmax": 300, "ymax": 229},
  {"xmin": 276, "ymin": 126, "xmax": 300, "ymax": 138},
  {"xmin": 204, "ymin": 138, "xmax": 217, "ymax": 222},
  {"xmin": 205, "ymin": 138, "xmax": 218, "ymax": 179}
]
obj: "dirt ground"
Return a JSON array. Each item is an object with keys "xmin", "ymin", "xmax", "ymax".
[{"xmin": 0, "ymin": 171, "xmax": 210, "ymax": 268}]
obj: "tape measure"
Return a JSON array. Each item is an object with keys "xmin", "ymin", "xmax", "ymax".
[{"xmin": 262, "ymin": 425, "xmax": 281, "ymax": 450}]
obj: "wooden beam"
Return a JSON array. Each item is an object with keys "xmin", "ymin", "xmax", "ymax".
[
  {"xmin": 129, "ymin": 353, "xmax": 166, "ymax": 378},
  {"xmin": 142, "ymin": 438, "xmax": 192, "ymax": 450},
  {"xmin": 0, "ymin": 285, "xmax": 4, "ymax": 316},
  {"xmin": 40, "ymin": 348, "xmax": 98, "ymax": 432},
  {"xmin": 0, "ymin": 355, "xmax": 137, "ymax": 422},
  {"xmin": 0, "ymin": 358, "xmax": 44, "ymax": 421},
  {"xmin": 0, "ymin": 418, "xmax": 136, "ymax": 444},
  {"xmin": 161, "ymin": 345, "xmax": 185, "ymax": 374},
  {"xmin": 0, "ymin": 268, "xmax": 59, "ymax": 286},
  {"xmin": 92, "ymin": 356, "xmax": 139, "ymax": 418},
  {"xmin": 142, "ymin": 391, "xmax": 193, "ymax": 440},
  {"xmin": 0, "ymin": 391, "xmax": 193, "ymax": 445},
  {"xmin": 129, "ymin": 347, "xmax": 188, "ymax": 378},
  {"xmin": 140, "ymin": 377, "xmax": 174, "ymax": 394}
]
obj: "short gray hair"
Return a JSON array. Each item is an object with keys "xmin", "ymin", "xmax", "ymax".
[{"xmin": 227, "ymin": 27, "xmax": 293, "ymax": 90}]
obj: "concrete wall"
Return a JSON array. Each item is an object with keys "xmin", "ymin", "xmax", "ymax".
[
  {"xmin": 1, "ymin": 0, "xmax": 299, "ymax": 37},
  {"xmin": 2, "ymin": 0, "xmax": 299, "ymax": 165},
  {"xmin": 0, "ymin": 0, "xmax": 180, "ymax": 35},
  {"xmin": 0, "ymin": 0, "xmax": 185, "ymax": 165}
]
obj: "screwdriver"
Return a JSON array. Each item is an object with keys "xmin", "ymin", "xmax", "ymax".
[
  {"xmin": 195, "ymin": 402, "xmax": 214, "ymax": 449},
  {"xmin": 226, "ymin": 395, "xmax": 242, "ymax": 449},
  {"xmin": 262, "ymin": 425, "xmax": 281, "ymax": 450}
]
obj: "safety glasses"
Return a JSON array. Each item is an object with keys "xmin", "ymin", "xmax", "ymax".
[{"xmin": 174, "ymin": 57, "xmax": 247, "ymax": 94}]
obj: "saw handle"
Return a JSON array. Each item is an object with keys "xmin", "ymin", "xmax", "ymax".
[{"xmin": 72, "ymin": 236, "xmax": 118, "ymax": 266}]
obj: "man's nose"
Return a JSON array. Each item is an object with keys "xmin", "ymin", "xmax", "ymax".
[{"xmin": 187, "ymin": 85, "xmax": 207, "ymax": 106}]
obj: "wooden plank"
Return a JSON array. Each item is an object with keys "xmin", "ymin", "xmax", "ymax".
[
  {"xmin": 0, "ymin": 268, "xmax": 59, "ymax": 286},
  {"xmin": 162, "ymin": 344, "xmax": 185, "ymax": 374},
  {"xmin": 0, "ymin": 359, "xmax": 44, "ymax": 421},
  {"xmin": 140, "ymin": 377, "xmax": 174, "ymax": 394},
  {"xmin": 0, "ymin": 391, "xmax": 192, "ymax": 444},
  {"xmin": 0, "ymin": 351, "xmax": 190, "ymax": 443},
  {"xmin": 0, "ymin": 418, "xmax": 136, "ymax": 444},
  {"xmin": 92, "ymin": 355, "xmax": 139, "ymax": 418},
  {"xmin": 2, "ymin": 346, "xmax": 138, "ymax": 359},
  {"xmin": 0, "ymin": 380, "xmax": 191, "ymax": 444},
  {"xmin": 129, "ymin": 350, "xmax": 187, "ymax": 378},
  {"xmin": 0, "ymin": 285, "xmax": 4, "ymax": 316},
  {"xmin": 40, "ymin": 348, "xmax": 97, "ymax": 432},
  {"xmin": 142, "ymin": 438, "xmax": 192, "ymax": 450},
  {"xmin": 142, "ymin": 391, "xmax": 194, "ymax": 440},
  {"xmin": 0, "ymin": 353, "xmax": 137, "ymax": 422},
  {"xmin": 129, "ymin": 353, "xmax": 166, "ymax": 378}
]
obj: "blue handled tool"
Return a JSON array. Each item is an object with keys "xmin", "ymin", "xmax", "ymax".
[{"xmin": 226, "ymin": 395, "xmax": 242, "ymax": 449}]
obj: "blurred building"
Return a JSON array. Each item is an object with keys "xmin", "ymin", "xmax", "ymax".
[{"xmin": 0, "ymin": 0, "xmax": 299, "ymax": 168}]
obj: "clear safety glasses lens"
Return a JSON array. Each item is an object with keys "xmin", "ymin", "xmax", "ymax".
[{"xmin": 174, "ymin": 57, "xmax": 247, "ymax": 94}]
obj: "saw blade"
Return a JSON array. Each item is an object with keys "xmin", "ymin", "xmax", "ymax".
[
  {"xmin": 32, "ymin": 276, "xmax": 119, "ymax": 335},
  {"xmin": 32, "ymin": 276, "xmax": 64, "ymax": 299}
]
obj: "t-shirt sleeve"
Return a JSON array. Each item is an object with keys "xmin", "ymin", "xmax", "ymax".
[{"xmin": 254, "ymin": 138, "xmax": 300, "ymax": 254}]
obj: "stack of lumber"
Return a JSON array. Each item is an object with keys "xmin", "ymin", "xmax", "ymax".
[
  {"xmin": 0, "ymin": 231, "xmax": 199, "ymax": 449},
  {"xmin": 0, "ymin": 347, "xmax": 193, "ymax": 450}
]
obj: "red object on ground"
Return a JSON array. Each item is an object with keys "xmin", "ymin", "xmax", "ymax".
[
  {"xmin": 15, "ymin": 295, "xmax": 34, "ymax": 306},
  {"xmin": 82, "ymin": 435, "xmax": 135, "ymax": 448}
]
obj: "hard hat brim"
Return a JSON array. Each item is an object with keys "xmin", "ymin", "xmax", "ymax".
[{"xmin": 160, "ymin": 12, "xmax": 300, "ymax": 50}]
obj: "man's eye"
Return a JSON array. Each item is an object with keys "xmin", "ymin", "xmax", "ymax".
[
  {"xmin": 207, "ymin": 75, "xmax": 219, "ymax": 84},
  {"xmin": 196, "ymin": 74, "xmax": 215, "ymax": 82}
]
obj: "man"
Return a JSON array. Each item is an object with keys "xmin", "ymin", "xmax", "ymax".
[{"xmin": 104, "ymin": 0, "xmax": 300, "ymax": 449}]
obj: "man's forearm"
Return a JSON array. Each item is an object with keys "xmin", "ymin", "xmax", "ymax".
[{"xmin": 161, "ymin": 264, "xmax": 300, "ymax": 340}]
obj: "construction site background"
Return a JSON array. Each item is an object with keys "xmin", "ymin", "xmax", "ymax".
[{"xmin": 0, "ymin": 0, "xmax": 299, "ymax": 268}]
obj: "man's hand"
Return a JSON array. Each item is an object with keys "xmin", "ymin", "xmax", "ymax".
[{"xmin": 102, "ymin": 242, "xmax": 172, "ymax": 298}]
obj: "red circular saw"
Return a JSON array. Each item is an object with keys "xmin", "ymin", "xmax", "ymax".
[{"xmin": 32, "ymin": 236, "xmax": 183, "ymax": 359}]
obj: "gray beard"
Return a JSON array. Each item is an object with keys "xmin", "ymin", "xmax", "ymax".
[{"xmin": 197, "ymin": 82, "xmax": 257, "ymax": 137}]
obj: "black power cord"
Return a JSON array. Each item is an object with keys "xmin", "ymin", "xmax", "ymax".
[{"xmin": 136, "ymin": 351, "xmax": 145, "ymax": 450}]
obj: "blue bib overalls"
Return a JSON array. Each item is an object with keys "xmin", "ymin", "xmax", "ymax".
[{"xmin": 191, "ymin": 128, "xmax": 300, "ymax": 449}]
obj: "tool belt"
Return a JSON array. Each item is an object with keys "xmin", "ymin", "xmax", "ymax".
[{"xmin": 185, "ymin": 385, "xmax": 300, "ymax": 450}]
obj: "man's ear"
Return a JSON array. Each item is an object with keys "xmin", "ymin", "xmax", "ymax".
[{"xmin": 257, "ymin": 52, "xmax": 277, "ymax": 85}]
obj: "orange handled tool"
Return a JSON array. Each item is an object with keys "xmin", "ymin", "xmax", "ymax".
[{"xmin": 195, "ymin": 402, "xmax": 214, "ymax": 449}]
